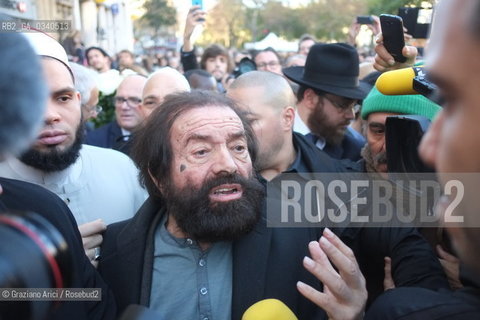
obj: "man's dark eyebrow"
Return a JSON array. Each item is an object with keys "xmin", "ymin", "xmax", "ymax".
[
  {"xmin": 227, "ymin": 131, "xmax": 247, "ymax": 142},
  {"xmin": 184, "ymin": 133, "xmax": 210, "ymax": 147},
  {"xmin": 184, "ymin": 131, "xmax": 246, "ymax": 146},
  {"xmin": 369, "ymin": 122, "xmax": 385, "ymax": 129},
  {"xmin": 53, "ymin": 87, "xmax": 76, "ymax": 96},
  {"xmin": 143, "ymin": 95, "xmax": 159, "ymax": 101}
]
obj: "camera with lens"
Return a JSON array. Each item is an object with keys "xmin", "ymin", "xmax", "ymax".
[
  {"xmin": 385, "ymin": 114, "xmax": 433, "ymax": 174},
  {"xmin": 0, "ymin": 211, "xmax": 72, "ymax": 320}
]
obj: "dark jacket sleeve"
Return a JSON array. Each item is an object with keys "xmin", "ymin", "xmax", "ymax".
[
  {"xmin": 0, "ymin": 178, "xmax": 117, "ymax": 320},
  {"xmin": 180, "ymin": 46, "xmax": 200, "ymax": 72},
  {"xmin": 340, "ymin": 226, "xmax": 449, "ymax": 306}
]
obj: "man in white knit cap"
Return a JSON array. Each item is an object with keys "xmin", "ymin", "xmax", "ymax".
[{"xmin": 0, "ymin": 31, "xmax": 146, "ymax": 266}]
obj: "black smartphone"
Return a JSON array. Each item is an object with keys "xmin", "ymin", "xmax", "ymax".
[
  {"xmin": 380, "ymin": 14, "xmax": 407, "ymax": 63},
  {"xmin": 357, "ymin": 15, "xmax": 373, "ymax": 25}
]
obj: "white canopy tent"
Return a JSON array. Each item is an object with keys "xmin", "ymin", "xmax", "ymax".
[{"xmin": 244, "ymin": 32, "xmax": 298, "ymax": 52}]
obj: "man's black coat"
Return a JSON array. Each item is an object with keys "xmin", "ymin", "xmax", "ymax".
[
  {"xmin": 99, "ymin": 133, "xmax": 448, "ymax": 319},
  {"xmin": 0, "ymin": 177, "xmax": 116, "ymax": 320}
]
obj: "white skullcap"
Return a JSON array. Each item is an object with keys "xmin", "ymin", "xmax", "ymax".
[{"xmin": 22, "ymin": 31, "xmax": 73, "ymax": 77}]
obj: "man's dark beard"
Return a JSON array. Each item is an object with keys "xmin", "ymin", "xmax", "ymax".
[
  {"xmin": 19, "ymin": 123, "xmax": 84, "ymax": 172},
  {"xmin": 163, "ymin": 173, "xmax": 265, "ymax": 243},
  {"xmin": 361, "ymin": 144, "xmax": 387, "ymax": 174},
  {"xmin": 308, "ymin": 100, "xmax": 349, "ymax": 146}
]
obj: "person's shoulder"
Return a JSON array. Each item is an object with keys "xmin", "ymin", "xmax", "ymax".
[
  {"xmin": 88, "ymin": 122, "xmax": 113, "ymax": 133},
  {"xmin": 79, "ymin": 145, "xmax": 139, "ymax": 179},
  {"xmin": 0, "ymin": 177, "xmax": 79, "ymax": 232},
  {"xmin": 1, "ymin": 177, "xmax": 65, "ymax": 205},
  {"xmin": 81, "ymin": 144, "xmax": 133, "ymax": 162}
]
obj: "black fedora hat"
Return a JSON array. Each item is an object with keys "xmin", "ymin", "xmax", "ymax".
[{"xmin": 283, "ymin": 42, "xmax": 369, "ymax": 100}]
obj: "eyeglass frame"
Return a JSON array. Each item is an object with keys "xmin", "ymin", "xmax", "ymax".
[
  {"xmin": 313, "ymin": 89, "xmax": 358, "ymax": 114},
  {"xmin": 256, "ymin": 60, "xmax": 281, "ymax": 69},
  {"xmin": 114, "ymin": 96, "xmax": 142, "ymax": 108}
]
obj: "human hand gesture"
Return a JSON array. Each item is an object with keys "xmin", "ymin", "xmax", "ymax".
[
  {"xmin": 297, "ymin": 228, "xmax": 367, "ymax": 320},
  {"xmin": 183, "ymin": 6, "xmax": 206, "ymax": 52}
]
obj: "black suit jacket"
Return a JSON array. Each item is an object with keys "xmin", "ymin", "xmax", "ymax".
[
  {"xmin": 323, "ymin": 129, "xmax": 366, "ymax": 162},
  {"xmin": 0, "ymin": 177, "xmax": 116, "ymax": 320},
  {"xmin": 85, "ymin": 121, "xmax": 130, "ymax": 155}
]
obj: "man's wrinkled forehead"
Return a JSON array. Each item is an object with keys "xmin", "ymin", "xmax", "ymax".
[
  {"xmin": 180, "ymin": 107, "xmax": 242, "ymax": 130},
  {"xmin": 173, "ymin": 106, "xmax": 245, "ymax": 141}
]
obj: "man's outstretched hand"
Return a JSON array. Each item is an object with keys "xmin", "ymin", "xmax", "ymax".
[{"xmin": 297, "ymin": 228, "xmax": 367, "ymax": 320}]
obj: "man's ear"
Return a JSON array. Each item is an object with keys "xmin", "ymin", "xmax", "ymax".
[
  {"xmin": 304, "ymin": 88, "xmax": 320, "ymax": 111},
  {"xmin": 281, "ymin": 106, "xmax": 296, "ymax": 131},
  {"xmin": 148, "ymin": 169, "xmax": 164, "ymax": 193}
]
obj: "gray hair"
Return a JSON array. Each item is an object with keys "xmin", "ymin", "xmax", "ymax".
[{"xmin": 69, "ymin": 62, "xmax": 99, "ymax": 106}]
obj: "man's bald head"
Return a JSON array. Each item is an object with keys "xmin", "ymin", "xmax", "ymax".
[
  {"xmin": 228, "ymin": 71, "xmax": 296, "ymax": 113},
  {"xmin": 227, "ymin": 71, "xmax": 297, "ymax": 176},
  {"xmin": 141, "ymin": 67, "xmax": 191, "ymax": 118}
]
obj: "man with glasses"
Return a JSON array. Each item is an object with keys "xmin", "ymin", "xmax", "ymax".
[
  {"xmin": 86, "ymin": 74, "xmax": 147, "ymax": 154},
  {"xmin": 284, "ymin": 43, "xmax": 369, "ymax": 161},
  {"xmin": 254, "ymin": 47, "xmax": 283, "ymax": 75}
]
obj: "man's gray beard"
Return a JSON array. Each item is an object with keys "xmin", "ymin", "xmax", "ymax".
[{"xmin": 361, "ymin": 143, "xmax": 387, "ymax": 174}]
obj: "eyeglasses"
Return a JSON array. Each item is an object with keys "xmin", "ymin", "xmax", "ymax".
[
  {"xmin": 256, "ymin": 61, "xmax": 280, "ymax": 69},
  {"xmin": 114, "ymin": 96, "xmax": 142, "ymax": 108},
  {"xmin": 322, "ymin": 95, "xmax": 358, "ymax": 114}
]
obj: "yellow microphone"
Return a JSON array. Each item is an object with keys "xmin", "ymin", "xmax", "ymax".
[
  {"xmin": 241, "ymin": 299, "xmax": 298, "ymax": 320},
  {"xmin": 376, "ymin": 66, "xmax": 426, "ymax": 95}
]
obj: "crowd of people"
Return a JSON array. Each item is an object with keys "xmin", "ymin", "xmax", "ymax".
[{"xmin": 0, "ymin": 0, "xmax": 480, "ymax": 319}]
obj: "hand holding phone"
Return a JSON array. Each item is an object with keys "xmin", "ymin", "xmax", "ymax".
[{"xmin": 380, "ymin": 14, "xmax": 407, "ymax": 63}]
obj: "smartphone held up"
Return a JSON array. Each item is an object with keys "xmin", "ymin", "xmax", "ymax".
[
  {"xmin": 192, "ymin": 0, "xmax": 203, "ymax": 10},
  {"xmin": 191, "ymin": 0, "xmax": 205, "ymax": 22},
  {"xmin": 380, "ymin": 14, "xmax": 407, "ymax": 63},
  {"xmin": 357, "ymin": 15, "xmax": 373, "ymax": 25}
]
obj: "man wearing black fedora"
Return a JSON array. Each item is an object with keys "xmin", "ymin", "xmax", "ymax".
[{"xmin": 284, "ymin": 42, "xmax": 369, "ymax": 161}]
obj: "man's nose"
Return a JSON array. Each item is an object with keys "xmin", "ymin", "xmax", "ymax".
[
  {"xmin": 44, "ymin": 101, "xmax": 61, "ymax": 124},
  {"xmin": 344, "ymin": 107, "xmax": 355, "ymax": 120},
  {"xmin": 212, "ymin": 146, "xmax": 238, "ymax": 175}
]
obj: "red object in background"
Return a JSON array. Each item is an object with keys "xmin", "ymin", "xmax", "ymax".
[{"xmin": 17, "ymin": 1, "xmax": 27, "ymax": 13}]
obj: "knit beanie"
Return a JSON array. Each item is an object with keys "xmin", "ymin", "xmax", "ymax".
[{"xmin": 361, "ymin": 86, "xmax": 441, "ymax": 121}]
